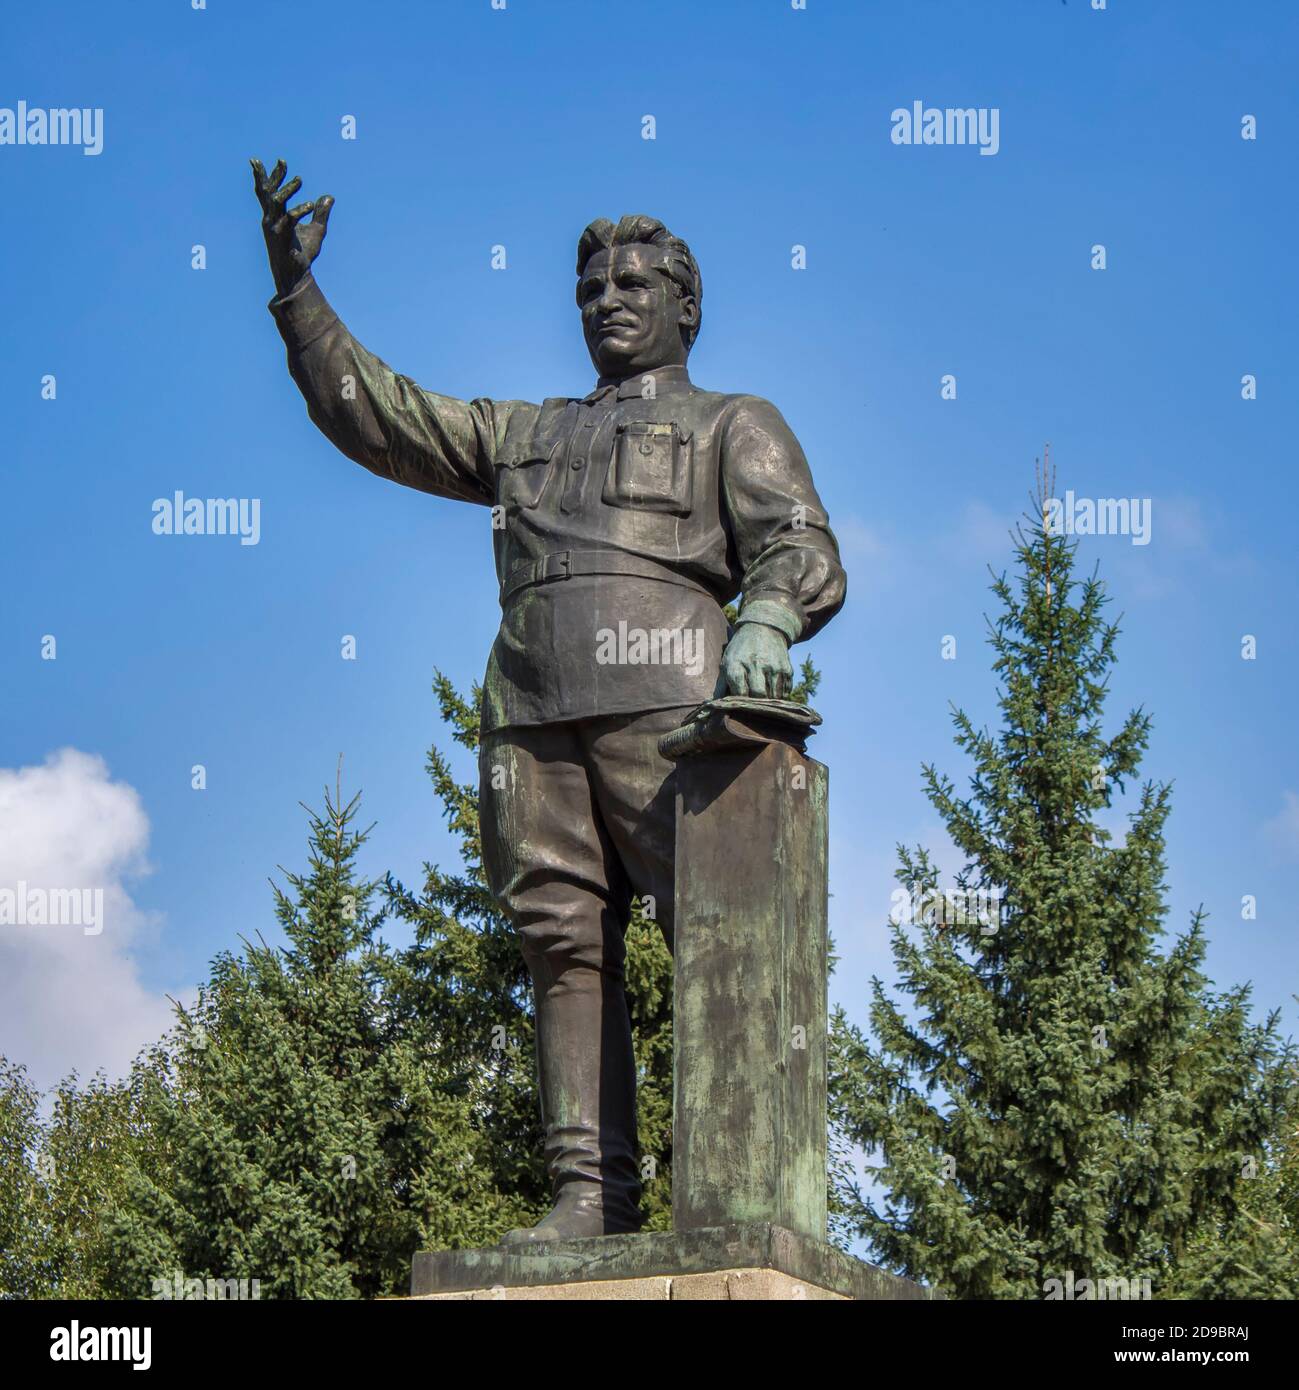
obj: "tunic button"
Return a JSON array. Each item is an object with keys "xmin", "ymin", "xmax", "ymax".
[{"xmin": 572, "ymin": 457, "xmax": 586, "ymax": 470}]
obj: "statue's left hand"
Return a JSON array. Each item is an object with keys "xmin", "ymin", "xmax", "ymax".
[{"xmin": 722, "ymin": 623, "xmax": 792, "ymax": 698}]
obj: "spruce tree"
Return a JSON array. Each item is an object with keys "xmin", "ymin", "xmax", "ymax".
[
  {"xmin": 830, "ymin": 477, "xmax": 1292, "ymax": 1299},
  {"xmin": 1163, "ymin": 1016, "xmax": 1298, "ymax": 1298},
  {"xmin": 105, "ymin": 776, "xmax": 513, "ymax": 1298}
]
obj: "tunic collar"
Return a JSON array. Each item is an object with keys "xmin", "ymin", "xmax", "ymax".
[{"xmin": 585, "ymin": 363, "xmax": 693, "ymax": 404}]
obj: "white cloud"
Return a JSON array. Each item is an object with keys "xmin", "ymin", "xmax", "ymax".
[{"xmin": 0, "ymin": 749, "xmax": 176, "ymax": 1092}]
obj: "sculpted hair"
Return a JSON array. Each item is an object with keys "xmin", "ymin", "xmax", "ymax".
[{"xmin": 576, "ymin": 215, "xmax": 702, "ymax": 347}]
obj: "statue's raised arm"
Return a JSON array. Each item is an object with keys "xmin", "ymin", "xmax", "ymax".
[{"xmin": 251, "ymin": 156, "xmax": 504, "ymax": 507}]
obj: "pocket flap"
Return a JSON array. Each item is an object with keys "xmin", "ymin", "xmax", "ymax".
[
  {"xmin": 603, "ymin": 420, "xmax": 694, "ymax": 516},
  {"xmin": 501, "ymin": 441, "xmax": 559, "ymax": 469},
  {"xmin": 615, "ymin": 421, "xmax": 691, "ymax": 443}
]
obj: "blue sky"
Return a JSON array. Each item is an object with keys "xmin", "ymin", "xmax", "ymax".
[{"xmin": 1, "ymin": 0, "xmax": 1296, "ymax": 1096}]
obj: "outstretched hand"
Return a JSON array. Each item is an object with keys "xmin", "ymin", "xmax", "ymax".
[{"xmin": 250, "ymin": 158, "xmax": 334, "ymax": 297}]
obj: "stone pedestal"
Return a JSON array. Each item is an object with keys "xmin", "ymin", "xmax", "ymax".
[
  {"xmin": 409, "ymin": 1223, "xmax": 934, "ymax": 1301},
  {"xmin": 671, "ymin": 735, "xmax": 828, "ymax": 1238}
]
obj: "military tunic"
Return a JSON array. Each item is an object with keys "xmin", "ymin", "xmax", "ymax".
[{"xmin": 269, "ymin": 275, "xmax": 846, "ymax": 731}]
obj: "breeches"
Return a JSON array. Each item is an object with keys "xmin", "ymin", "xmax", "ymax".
[
  {"xmin": 478, "ymin": 707, "xmax": 687, "ymax": 1209},
  {"xmin": 479, "ymin": 707, "xmax": 686, "ymax": 976}
]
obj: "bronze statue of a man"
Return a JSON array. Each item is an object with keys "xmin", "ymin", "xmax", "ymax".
[{"xmin": 252, "ymin": 159, "xmax": 846, "ymax": 1242}]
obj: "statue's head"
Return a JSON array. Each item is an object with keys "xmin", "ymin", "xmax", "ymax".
[{"xmin": 576, "ymin": 215, "xmax": 701, "ymax": 380}]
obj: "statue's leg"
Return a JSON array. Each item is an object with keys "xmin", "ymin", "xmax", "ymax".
[
  {"xmin": 582, "ymin": 706, "xmax": 691, "ymax": 956},
  {"xmin": 479, "ymin": 721, "xmax": 643, "ymax": 1241}
]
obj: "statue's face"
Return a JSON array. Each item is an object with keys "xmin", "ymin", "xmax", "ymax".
[{"xmin": 578, "ymin": 244, "xmax": 697, "ymax": 378}]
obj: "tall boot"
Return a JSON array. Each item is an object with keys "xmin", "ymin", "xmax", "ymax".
[{"xmin": 501, "ymin": 961, "xmax": 643, "ymax": 1243}]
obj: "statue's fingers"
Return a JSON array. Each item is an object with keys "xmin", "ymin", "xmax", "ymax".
[
  {"xmin": 768, "ymin": 659, "xmax": 790, "ymax": 698},
  {"xmin": 725, "ymin": 658, "xmax": 749, "ymax": 696},
  {"xmin": 273, "ymin": 175, "xmax": 303, "ymax": 207},
  {"xmin": 311, "ymin": 195, "xmax": 334, "ymax": 229},
  {"xmin": 267, "ymin": 158, "xmax": 287, "ymax": 190},
  {"xmin": 777, "ymin": 655, "xmax": 794, "ymax": 697},
  {"xmin": 746, "ymin": 660, "xmax": 771, "ymax": 697},
  {"xmin": 250, "ymin": 158, "xmax": 273, "ymax": 207},
  {"xmin": 286, "ymin": 201, "xmax": 316, "ymax": 223}
]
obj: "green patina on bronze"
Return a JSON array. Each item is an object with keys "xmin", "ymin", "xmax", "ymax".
[
  {"xmin": 666, "ymin": 704, "xmax": 829, "ymax": 1239},
  {"xmin": 252, "ymin": 158, "xmax": 849, "ymax": 1251}
]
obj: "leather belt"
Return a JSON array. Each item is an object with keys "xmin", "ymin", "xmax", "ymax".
[{"xmin": 501, "ymin": 548, "xmax": 714, "ymax": 604}]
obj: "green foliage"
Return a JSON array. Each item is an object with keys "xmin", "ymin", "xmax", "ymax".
[
  {"xmin": 830, "ymin": 503, "xmax": 1295, "ymax": 1299},
  {"xmin": 0, "ymin": 1059, "xmax": 164, "ymax": 1299},
  {"xmin": 16, "ymin": 574, "xmax": 1285, "ymax": 1301},
  {"xmin": 0, "ymin": 1059, "xmax": 49, "ymax": 1298},
  {"xmin": 1161, "ymin": 1013, "xmax": 1299, "ymax": 1298},
  {"xmin": 102, "ymin": 776, "xmax": 519, "ymax": 1298}
]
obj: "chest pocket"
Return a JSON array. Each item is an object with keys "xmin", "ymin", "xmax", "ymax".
[
  {"xmin": 497, "ymin": 441, "xmax": 559, "ymax": 511},
  {"xmin": 602, "ymin": 421, "xmax": 693, "ymax": 516}
]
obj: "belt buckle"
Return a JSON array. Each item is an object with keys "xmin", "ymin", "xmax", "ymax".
[{"xmin": 540, "ymin": 550, "xmax": 572, "ymax": 583}]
